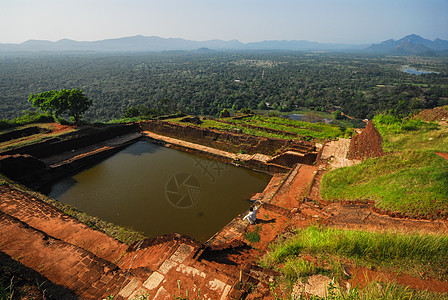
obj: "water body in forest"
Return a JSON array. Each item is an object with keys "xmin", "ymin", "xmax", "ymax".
[
  {"xmin": 287, "ymin": 114, "xmax": 306, "ymax": 121},
  {"xmin": 47, "ymin": 141, "xmax": 271, "ymax": 242},
  {"xmin": 402, "ymin": 67, "xmax": 439, "ymax": 75},
  {"xmin": 286, "ymin": 113, "xmax": 332, "ymax": 124}
]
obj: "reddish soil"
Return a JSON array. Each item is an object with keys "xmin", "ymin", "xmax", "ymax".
[
  {"xmin": 349, "ymin": 267, "xmax": 448, "ymax": 294},
  {"xmin": 272, "ymin": 164, "xmax": 317, "ymax": 210},
  {"xmin": 412, "ymin": 106, "xmax": 448, "ymax": 122},
  {"xmin": 49, "ymin": 123, "xmax": 76, "ymax": 134},
  {"xmin": 323, "ymin": 202, "xmax": 448, "ymax": 234},
  {"xmin": 436, "ymin": 152, "xmax": 448, "ymax": 160}
]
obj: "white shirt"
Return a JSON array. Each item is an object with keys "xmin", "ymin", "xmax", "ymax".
[{"xmin": 243, "ymin": 206, "xmax": 258, "ymax": 224}]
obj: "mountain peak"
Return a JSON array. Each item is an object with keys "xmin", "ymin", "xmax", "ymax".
[
  {"xmin": 402, "ymin": 33, "xmax": 422, "ymax": 39},
  {"xmin": 399, "ymin": 34, "xmax": 428, "ymax": 44},
  {"xmin": 367, "ymin": 34, "xmax": 448, "ymax": 55}
]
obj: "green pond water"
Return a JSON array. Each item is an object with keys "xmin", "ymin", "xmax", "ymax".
[{"xmin": 47, "ymin": 141, "xmax": 271, "ymax": 242}]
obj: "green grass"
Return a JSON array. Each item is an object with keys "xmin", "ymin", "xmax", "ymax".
[
  {"xmin": 374, "ymin": 113, "xmax": 448, "ymax": 153},
  {"xmin": 0, "ymin": 112, "xmax": 55, "ymax": 130},
  {"xmin": 320, "ymin": 113, "xmax": 448, "ymax": 218},
  {"xmin": 225, "ymin": 115, "xmax": 353, "ymax": 140},
  {"xmin": 260, "ymin": 226, "xmax": 448, "ymax": 298},
  {"xmin": 262, "ymin": 226, "xmax": 448, "ymax": 269},
  {"xmin": 171, "ymin": 117, "xmax": 299, "ymax": 140},
  {"xmin": 166, "ymin": 114, "xmax": 353, "ymax": 141},
  {"xmin": 245, "ymin": 224, "xmax": 262, "ymax": 243},
  {"xmin": 290, "ymin": 281, "xmax": 448, "ymax": 300},
  {"xmin": 321, "ymin": 151, "xmax": 448, "ymax": 217},
  {"xmin": 245, "ymin": 232, "xmax": 261, "ymax": 243}
]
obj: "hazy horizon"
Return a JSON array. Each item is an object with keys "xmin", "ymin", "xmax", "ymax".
[
  {"xmin": 2, "ymin": 33, "xmax": 447, "ymax": 46},
  {"xmin": 1, "ymin": 0, "xmax": 447, "ymax": 44}
]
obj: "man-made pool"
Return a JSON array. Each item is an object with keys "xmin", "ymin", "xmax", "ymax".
[{"xmin": 47, "ymin": 141, "xmax": 271, "ymax": 242}]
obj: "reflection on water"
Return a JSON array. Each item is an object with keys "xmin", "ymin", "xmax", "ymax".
[{"xmin": 47, "ymin": 141, "xmax": 271, "ymax": 242}]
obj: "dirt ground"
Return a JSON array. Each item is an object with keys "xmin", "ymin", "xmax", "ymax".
[
  {"xmin": 412, "ymin": 106, "xmax": 448, "ymax": 123},
  {"xmin": 436, "ymin": 152, "xmax": 448, "ymax": 160}
]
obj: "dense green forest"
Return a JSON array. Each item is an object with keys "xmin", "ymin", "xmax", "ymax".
[{"xmin": 1, "ymin": 51, "xmax": 447, "ymax": 122}]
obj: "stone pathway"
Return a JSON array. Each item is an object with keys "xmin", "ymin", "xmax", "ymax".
[
  {"xmin": 320, "ymin": 138, "xmax": 360, "ymax": 169},
  {"xmin": 117, "ymin": 243, "xmax": 233, "ymax": 300}
]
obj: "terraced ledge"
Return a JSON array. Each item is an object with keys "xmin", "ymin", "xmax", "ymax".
[{"xmin": 143, "ymin": 130, "xmax": 289, "ymax": 173}]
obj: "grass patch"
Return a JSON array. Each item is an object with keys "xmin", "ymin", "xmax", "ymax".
[
  {"xmin": 260, "ymin": 226, "xmax": 448, "ymax": 298},
  {"xmin": 245, "ymin": 224, "xmax": 262, "ymax": 243},
  {"xmin": 0, "ymin": 112, "xmax": 55, "ymax": 130},
  {"xmin": 321, "ymin": 151, "xmax": 448, "ymax": 217},
  {"xmin": 166, "ymin": 114, "xmax": 354, "ymax": 141},
  {"xmin": 291, "ymin": 281, "xmax": 448, "ymax": 300},
  {"xmin": 262, "ymin": 226, "xmax": 448, "ymax": 270},
  {"xmin": 226, "ymin": 115, "xmax": 353, "ymax": 140},
  {"xmin": 320, "ymin": 113, "xmax": 448, "ymax": 218},
  {"xmin": 245, "ymin": 231, "xmax": 261, "ymax": 243},
  {"xmin": 374, "ymin": 114, "xmax": 448, "ymax": 153}
]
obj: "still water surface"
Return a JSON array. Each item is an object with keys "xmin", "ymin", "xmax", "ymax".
[
  {"xmin": 48, "ymin": 141, "xmax": 271, "ymax": 241},
  {"xmin": 402, "ymin": 67, "xmax": 439, "ymax": 75}
]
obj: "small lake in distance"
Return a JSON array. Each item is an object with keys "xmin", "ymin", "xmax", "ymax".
[
  {"xmin": 47, "ymin": 141, "xmax": 271, "ymax": 242},
  {"xmin": 402, "ymin": 66, "xmax": 439, "ymax": 75}
]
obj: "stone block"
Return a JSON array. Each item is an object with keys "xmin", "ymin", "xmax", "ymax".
[{"xmin": 143, "ymin": 272, "xmax": 164, "ymax": 290}]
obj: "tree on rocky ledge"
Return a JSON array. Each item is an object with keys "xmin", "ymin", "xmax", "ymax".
[{"xmin": 28, "ymin": 88, "xmax": 92, "ymax": 125}]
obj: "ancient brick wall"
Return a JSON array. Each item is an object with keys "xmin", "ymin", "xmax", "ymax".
[
  {"xmin": 139, "ymin": 120, "xmax": 314, "ymax": 157},
  {"xmin": 2, "ymin": 124, "xmax": 138, "ymax": 158},
  {"xmin": 347, "ymin": 120, "xmax": 384, "ymax": 160}
]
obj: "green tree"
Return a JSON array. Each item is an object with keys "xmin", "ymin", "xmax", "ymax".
[
  {"xmin": 333, "ymin": 110, "xmax": 343, "ymax": 120},
  {"xmin": 257, "ymin": 101, "xmax": 267, "ymax": 110},
  {"xmin": 219, "ymin": 108, "xmax": 230, "ymax": 118},
  {"xmin": 123, "ymin": 106, "xmax": 141, "ymax": 118},
  {"xmin": 28, "ymin": 88, "xmax": 92, "ymax": 125},
  {"xmin": 239, "ymin": 108, "xmax": 252, "ymax": 114}
]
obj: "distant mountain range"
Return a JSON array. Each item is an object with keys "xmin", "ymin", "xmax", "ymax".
[
  {"xmin": 367, "ymin": 34, "xmax": 448, "ymax": 56},
  {"xmin": 0, "ymin": 34, "xmax": 447, "ymax": 55},
  {"xmin": 0, "ymin": 36, "xmax": 367, "ymax": 52}
]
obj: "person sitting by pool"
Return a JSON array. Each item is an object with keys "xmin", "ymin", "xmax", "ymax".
[{"xmin": 243, "ymin": 205, "xmax": 259, "ymax": 225}]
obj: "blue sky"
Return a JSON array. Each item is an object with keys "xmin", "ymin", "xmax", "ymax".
[{"xmin": 1, "ymin": 0, "xmax": 447, "ymax": 44}]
